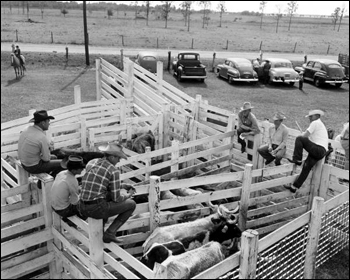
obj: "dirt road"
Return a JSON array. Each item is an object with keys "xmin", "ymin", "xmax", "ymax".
[{"xmin": 1, "ymin": 42, "xmax": 338, "ymax": 61}]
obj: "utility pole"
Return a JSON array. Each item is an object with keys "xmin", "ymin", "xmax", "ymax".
[{"xmin": 83, "ymin": 1, "xmax": 90, "ymax": 66}]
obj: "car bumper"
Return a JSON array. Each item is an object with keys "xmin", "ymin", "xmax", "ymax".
[
  {"xmin": 232, "ymin": 77, "xmax": 259, "ymax": 82},
  {"xmin": 180, "ymin": 76, "xmax": 207, "ymax": 79},
  {"xmin": 324, "ymin": 80, "xmax": 345, "ymax": 84},
  {"xmin": 272, "ymin": 78, "xmax": 299, "ymax": 83}
]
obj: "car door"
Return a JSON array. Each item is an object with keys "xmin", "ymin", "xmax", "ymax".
[
  {"xmin": 303, "ymin": 61, "xmax": 314, "ymax": 81},
  {"xmin": 221, "ymin": 60, "xmax": 230, "ymax": 79}
]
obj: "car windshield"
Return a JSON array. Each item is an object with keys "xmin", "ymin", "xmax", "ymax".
[
  {"xmin": 239, "ymin": 63, "xmax": 252, "ymax": 67},
  {"xmin": 142, "ymin": 56, "xmax": 157, "ymax": 61},
  {"xmin": 273, "ymin": 62, "xmax": 292, "ymax": 68},
  {"xmin": 327, "ymin": 64, "xmax": 342, "ymax": 69},
  {"xmin": 183, "ymin": 54, "xmax": 198, "ymax": 60}
]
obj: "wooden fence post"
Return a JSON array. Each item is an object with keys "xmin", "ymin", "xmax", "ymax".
[
  {"xmin": 239, "ymin": 164, "xmax": 253, "ymax": 231},
  {"xmin": 167, "ymin": 51, "xmax": 171, "ymax": 71},
  {"xmin": 239, "ymin": 229, "xmax": 259, "ymax": 279},
  {"xmin": 51, "ymin": 31, "xmax": 53, "ymax": 43},
  {"xmin": 156, "ymin": 61, "xmax": 163, "ymax": 96},
  {"xmin": 74, "ymin": 85, "xmax": 81, "ymax": 105},
  {"xmin": 303, "ymin": 197, "xmax": 325, "ymax": 279},
  {"xmin": 145, "ymin": 147, "xmax": 152, "ymax": 181},
  {"xmin": 223, "ymin": 114, "xmax": 236, "ymax": 168},
  {"xmin": 212, "ymin": 52, "xmax": 216, "ymax": 72},
  {"xmin": 80, "ymin": 116, "xmax": 87, "ymax": 150},
  {"xmin": 16, "ymin": 29, "xmax": 18, "ymax": 42},
  {"xmin": 41, "ymin": 174, "xmax": 60, "ymax": 279},
  {"xmin": 308, "ymin": 158, "xmax": 325, "ymax": 211},
  {"xmin": 149, "ymin": 176, "xmax": 161, "ymax": 232},
  {"xmin": 193, "ymin": 94, "xmax": 202, "ymax": 121},
  {"xmin": 65, "ymin": 46, "xmax": 68, "ymax": 61},
  {"xmin": 318, "ymin": 164, "xmax": 332, "ymax": 200},
  {"xmin": 171, "ymin": 140, "xmax": 180, "ymax": 175},
  {"xmin": 95, "ymin": 58, "xmax": 101, "ymax": 100},
  {"xmin": 252, "ymin": 133, "xmax": 263, "ymax": 171},
  {"xmin": 125, "ymin": 59, "xmax": 134, "ymax": 100},
  {"xmin": 88, "ymin": 218, "xmax": 104, "ymax": 279},
  {"xmin": 120, "ymin": 49, "xmax": 124, "ymax": 71}
]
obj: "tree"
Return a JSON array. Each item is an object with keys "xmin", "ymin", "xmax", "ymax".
[
  {"xmin": 40, "ymin": 1, "xmax": 44, "ymax": 19},
  {"xmin": 199, "ymin": 1, "xmax": 211, "ymax": 28},
  {"xmin": 259, "ymin": 1, "xmax": 267, "ymax": 30},
  {"xmin": 61, "ymin": 8, "xmax": 68, "ymax": 17},
  {"xmin": 217, "ymin": 1, "xmax": 226, "ymax": 28},
  {"xmin": 107, "ymin": 8, "xmax": 113, "ymax": 19},
  {"xmin": 144, "ymin": 1, "xmax": 151, "ymax": 26},
  {"xmin": 180, "ymin": 1, "xmax": 192, "ymax": 27},
  {"xmin": 286, "ymin": 1, "xmax": 298, "ymax": 31},
  {"xmin": 275, "ymin": 4, "xmax": 283, "ymax": 33},
  {"xmin": 337, "ymin": 5, "xmax": 347, "ymax": 32},
  {"xmin": 161, "ymin": 1, "xmax": 172, "ymax": 28},
  {"xmin": 331, "ymin": 7, "xmax": 341, "ymax": 30}
]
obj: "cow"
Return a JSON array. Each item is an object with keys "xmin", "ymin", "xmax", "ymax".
[
  {"xmin": 126, "ymin": 130, "xmax": 155, "ymax": 154},
  {"xmin": 153, "ymin": 241, "xmax": 232, "ymax": 279},
  {"xmin": 142, "ymin": 200, "xmax": 240, "ymax": 254},
  {"xmin": 140, "ymin": 221, "xmax": 242, "ymax": 270}
]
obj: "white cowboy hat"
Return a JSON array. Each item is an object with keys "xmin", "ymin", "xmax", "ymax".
[
  {"xmin": 98, "ymin": 142, "xmax": 128, "ymax": 159},
  {"xmin": 305, "ymin": 109, "xmax": 325, "ymax": 118},
  {"xmin": 272, "ymin": 112, "xmax": 286, "ymax": 121},
  {"xmin": 240, "ymin": 102, "xmax": 254, "ymax": 112}
]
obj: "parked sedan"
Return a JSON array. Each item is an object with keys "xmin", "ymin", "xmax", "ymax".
[
  {"xmin": 135, "ymin": 51, "xmax": 159, "ymax": 74},
  {"xmin": 215, "ymin": 58, "xmax": 258, "ymax": 84},
  {"xmin": 260, "ymin": 58, "xmax": 299, "ymax": 86},
  {"xmin": 295, "ymin": 59, "xmax": 347, "ymax": 88}
]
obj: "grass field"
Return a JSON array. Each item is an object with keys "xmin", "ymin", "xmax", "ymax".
[{"xmin": 1, "ymin": 7, "xmax": 349, "ymax": 55}]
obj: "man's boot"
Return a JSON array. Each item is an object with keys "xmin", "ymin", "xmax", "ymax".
[{"xmin": 102, "ymin": 219, "xmax": 125, "ymax": 244}]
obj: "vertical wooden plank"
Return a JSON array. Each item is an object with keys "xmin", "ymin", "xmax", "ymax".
[
  {"xmin": 239, "ymin": 229, "xmax": 259, "ymax": 279},
  {"xmin": 156, "ymin": 61, "xmax": 163, "ymax": 96},
  {"xmin": 222, "ymin": 114, "xmax": 235, "ymax": 168},
  {"xmin": 126, "ymin": 60, "xmax": 134, "ymax": 99},
  {"xmin": 145, "ymin": 147, "xmax": 152, "ymax": 181},
  {"xmin": 89, "ymin": 128, "xmax": 96, "ymax": 151},
  {"xmin": 189, "ymin": 118, "xmax": 197, "ymax": 167},
  {"xmin": 308, "ymin": 158, "xmax": 325, "ymax": 211},
  {"xmin": 193, "ymin": 94, "xmax": 202, "ymax": 121},
  {"xmin": 16, "ymin": 163, "xmax": 29, "ymax": 201},
  {"xmin": 120, "ymin": 99, "xmax": 126, "ymax": 125},
  {"xmin": 96, "ymin": 59, "xmax": 101, "ymax": 101},
  {"xmin": 303, "ymin": 197, "xmax": 325, "ymax": 279},
  {"xmin": 80, "ymin": 116, "xmax": 87, "ymax": 150},
  {"xmin": 88, "ymin": 218, "xmax": 104, "ymax": 279},
  {"xmin": 319, "ymin": 164, "xmax": 332, "ymax": 200},
  {"xmin": 41, "ymin": 174, "xmax": 60, "ymax": 279},
  {"xmin": 52, "ymin": 211, "xmax": 64, "ymax": 276},
  {"xmin": 239, "ymin": 164, "xmax": 253, "ymax": 232},
  {"xmin": 171, "ymin": 140, "xmax": 179, "ymax": 174},
  {"xmin": 149, "ymin": 176, "xmax": 161, "ymax": 232},
  {"xmin": 162, "ymin": 104, "xmax": 171, "ymax": 161},
  {"xmin": 74, "ymin": 85, "xmax": 81, "ymax": 105}
]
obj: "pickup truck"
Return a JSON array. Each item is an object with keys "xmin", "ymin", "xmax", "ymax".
[{"xmin": 172, "ymin": 52, "xmax": 207, "ymax": 82}]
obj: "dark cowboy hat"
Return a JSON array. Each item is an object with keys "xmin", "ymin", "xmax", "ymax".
[
  {"xmin": 61, "ymin": 155, "xmax": 86, "ymax": 169},
  {"xmin": 98, "ymin": 142, "xmax": 128, "ymax": 160},
  {"xmin": 29, "ymin": 110, "xmax": 55, "ymax": 123}
]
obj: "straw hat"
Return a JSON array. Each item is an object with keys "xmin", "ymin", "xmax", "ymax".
[
  {"xmin": 240, "ymin": 102, "xmax": 254, "ymax": 112},
  {"xmin": 98, "ymin": 142, "xmax": 128, "ymax": 159},
  {"xmin": 305, "ymin": 109, "xmax": 324, "ymax": 118},
  {"xmin": 272, "ymin": 112, "xmax": 286, "ymax": 121}
]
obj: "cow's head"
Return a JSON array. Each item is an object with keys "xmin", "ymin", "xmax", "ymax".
[{"xmin": 208, "ymin": 200, "xmax": 240, "ymax": 225}]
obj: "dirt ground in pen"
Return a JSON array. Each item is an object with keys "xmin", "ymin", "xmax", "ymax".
[{"xmin": 1, "ymin": 51, "xmax": 349, "ymax": 279}]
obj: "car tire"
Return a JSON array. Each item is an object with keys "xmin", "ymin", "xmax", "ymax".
[
  {"xmin": 200, "ymin": 79, "xmax": 205, "ymax": 83},
  {"xmin": 335, "ymin": 83, "xmax": 342, "ymax": 88},
  {"xmin": 177, "ymin": 70, "xmax": 182, "ymax": 82},
  {"xmin": 228, "ymin": 76, "xmax": 233, "ymax": 84},
  {"xmin": 289, "ymin": 82, "xmax": 295, "ymax": 86},
  {"xmin": 314, "ymin": 77, "xmax": 321, "ymax": 87}
]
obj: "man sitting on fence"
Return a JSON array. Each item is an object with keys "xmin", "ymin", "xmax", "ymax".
[
  {"xmin": 51, "ymin": 156, "xmax": 87, "ymax": 227},
  {"xmin": 78, "ymin": 142, "xmax": 136, "ymax": 243},
  {"xmin": 258, "ymin": 112, "xmax": 289, "ymax": 166},
  {"xmin": 18, "ymin": 110, "xmax": 64, "ymax": 182},
  {"xmin": 285, "ymin": 110, "xmax": 328, "ymax": 193},
  {"xmin": 237, "ymin": 102, "xmax": 261, "ymax": 154}
]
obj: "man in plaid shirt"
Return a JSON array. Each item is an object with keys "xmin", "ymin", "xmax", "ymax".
[{"xmin": 78, "ymin": 143, "xmax": 136, "ymax": 243}]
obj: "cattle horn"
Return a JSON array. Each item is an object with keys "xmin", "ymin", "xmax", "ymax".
[
  {"xmin": 208, "ymin": 200, "xmax": 219, "ymax": 212},
  {"xmin": 224, "ymin": 202, "xmax": 240, "ymax": 215}
]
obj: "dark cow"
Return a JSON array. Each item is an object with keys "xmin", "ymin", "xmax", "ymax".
[{"xmin": 128, "ymin": 130, "xmax": 155, "ymax": 153}]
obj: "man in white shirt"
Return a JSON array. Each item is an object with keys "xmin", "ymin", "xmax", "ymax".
[{"xmin": 285, "ymin": 110, "xmax": 328, "ymax": 193}]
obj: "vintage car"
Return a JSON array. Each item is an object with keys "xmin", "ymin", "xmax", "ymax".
[
  {"xmin": 295, "ymin": 59, "xmax": 347, "ymax": 88},
  {"xmin": 135, "ymin": 51, "xmax": 159, "ymax": 74},
  {"xmin": 260, "ymin": 58, "xmax": 299, "ymax": 86},
  {"xmin": 215, "ymin": 58, "xmax": 259, "ymax": 84},
  {"xmin": 172, "ymin": 52, "xmax": 207, "ymax": 82}
]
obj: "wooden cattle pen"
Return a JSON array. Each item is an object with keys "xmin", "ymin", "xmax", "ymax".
[{"xmin": 1, "ymin": 58, "xmax": 349, "ymax": 279}]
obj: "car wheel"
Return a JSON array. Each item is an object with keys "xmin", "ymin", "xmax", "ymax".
[
  {"xmin": 289, "ymin": 82, "xmax": 295, "ymax": 86},
  {"xmin": 200, "ymin": 79, "xmax": 205, "ymax": 83},
  {"xmin": 335, "ymin": 83, "xmax": 342, "ymax": 88},
  {"xmin": 228, "ymin": 76, "xmax": 233, "ymax": 84},
  {"xmin": 177, "ymin": 70, "xmax": 182, "ymax": 81},
  {"xmin": 314, "ymin": 77, "xmax": 321, "ymax": 87}
]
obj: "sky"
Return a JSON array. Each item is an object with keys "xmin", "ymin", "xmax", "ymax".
[{"xmin": 88, "ymin": 1, "xmax": 349, "ymax": 16}]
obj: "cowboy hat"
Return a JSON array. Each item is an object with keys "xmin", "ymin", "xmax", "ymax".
[
  {"xmin": 305, "ymin": 109, "xmax": 325, "ymax": 118},
  {"xmin": 29, "ymin": 110, "xmax": 55, "ymax": 123},
  {"xmin": 61, "ymin": 155, "xmax": 86, "ymax": 169},
  {"xmin": 272, "ymin": 112, "xmax": 286, "ymax": 121},
  {"xmin": 240, "ymin": 102, "xmax": 254, "ymax": 112},
  {"xmin": 98, "ymin": 142, "xmax": 128, "ymax": 159}
]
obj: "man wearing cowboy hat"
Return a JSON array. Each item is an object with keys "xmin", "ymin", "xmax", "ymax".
[
  {"xmin": 78, "ymin": 142, "xmax": 136, "ymax": 243},
  {"xmin": 258, "ymin": 112, "xmax": 289, "ymax": 166},
  {"xmin": 237, "ymin": 102, "xmax": 261, "ymax": 153},
  {"xmin": 285, "ymin": 109, "xmax": 328, "ymax": 193},
  {"xmin": 18, "ymin": 110, "xmax": 64, "ymax": 178},
  {"xmin": 51, "ymin": 156, "xmax": 87, "ymax": 226}
]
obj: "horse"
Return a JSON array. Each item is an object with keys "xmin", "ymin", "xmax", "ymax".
[{"xmin": 11, "ymin": 53, "xmax": 24, "ymax": 79}]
